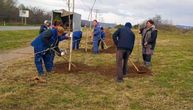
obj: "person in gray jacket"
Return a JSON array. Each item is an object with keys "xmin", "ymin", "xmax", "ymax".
[{"xmin": 140, "ymin": 20, "xmax": 158, "ymax": 67}]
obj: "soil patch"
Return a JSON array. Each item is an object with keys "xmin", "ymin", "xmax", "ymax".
[
  {"xmin": 54, "ymin": 62, "xmax": 153, "ymax": 78},
  {"xmin": 101, "ymin": 45, "xmax": 116, "ymax": 54}
]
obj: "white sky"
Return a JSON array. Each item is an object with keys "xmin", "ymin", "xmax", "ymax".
[{"xmin": 17, "ymin": 0, "xmax": 193, "ymax": 26}]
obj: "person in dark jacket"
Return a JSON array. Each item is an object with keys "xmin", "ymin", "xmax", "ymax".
[
  {"xmin": 92, "ymin": 20, "xmax": 101, "ymax": 54},
  {"xmin": 98, "ymin": 27, "xmax": 105, "ymax": 50},
  {"xmin": 113, "ymin": 22, "xmax": 135, "ymax": 82},
  {"xmin": 39, "ymin": 20, "xmax": 50, "ymax": 34},
  {"xmin": 73, "ymin": 31, "xmax": 82, "ymax": 50},
  {"xmin": 31, "ymin": 26, "xmax": 67, "ymax": 83},
  {"xmin": 140, "ymin": 20, "xmax": 158, "ymax": 67}
]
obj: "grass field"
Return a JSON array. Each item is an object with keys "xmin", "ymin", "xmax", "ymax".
[
  {"xmin": 0, "ymin": 29, "xmax": 193, "ymax": 110},
  {"xmin": 0, "ymin": 30, "xmax": 38, "ymax": 51}
]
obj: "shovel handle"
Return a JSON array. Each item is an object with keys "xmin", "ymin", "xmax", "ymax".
[{"xmin": 129, "ymin": 59, "xmax": 140, "ymax": 72}]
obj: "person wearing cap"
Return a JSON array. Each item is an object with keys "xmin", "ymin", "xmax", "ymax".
[
  {"xmin": 98, "ymin": 27, "xmax": 105, "ymax": 50},
  {"xmin": 113, "ymin": 22, "xmax": 135, "ymax": 83},
  {"xmin": 140, "ymin": 20, "xmax": 158, "ymax": 67},
  {"xmin": 92, "ymin": 20, "xmax": 101, "ymax": 54},
  {"xmin": 39, "ymin": 20, "xmax": 50, "ymax": 34},
  {"xmin": 31, "ymin": 26, "xmax": 67, "ymax": 82}
]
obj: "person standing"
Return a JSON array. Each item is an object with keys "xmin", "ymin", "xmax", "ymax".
[
  {"xmin": 113, "ymin": 22, "xmax": 135, "ymax": 82},
  {"xmin": 92, "ymin": 20, "xmax": 101, "ymax": 54},
  {"xmin": 73, "ymin": 31, "xmax": 82, "ymax": 50},
  {"xmin": 140, "ymin": 20, "xmax": 158, "ymax": 67},
  {"xmin": 98, "ymin": 27, "xmax": 105, "ymax": 50},
  {"xmin": 31, "ymin": 26, "xmax": 66, "ymax": 83}
]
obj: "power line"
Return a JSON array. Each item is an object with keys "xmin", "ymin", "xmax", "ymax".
[{"xmin": 88, "ymin": 0, "xmax": 97, "ymax": 28}]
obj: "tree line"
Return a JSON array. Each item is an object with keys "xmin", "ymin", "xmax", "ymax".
[{"xmin": 0, "ymin": 0, "xmax": 50, "ymax": 25}]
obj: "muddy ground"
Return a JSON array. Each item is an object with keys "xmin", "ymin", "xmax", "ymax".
[
  {"xmin": 54, "ymin": 62, "xmax": 152, "ymax": 78},
  {"xmin": 53, "ymin": 29, "xmax": 152, "ymax": 78}
]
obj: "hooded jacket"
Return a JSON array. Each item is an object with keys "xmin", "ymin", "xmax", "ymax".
[{"xmin": 113, "ymin": 22, "xmax": 135, "ymax": 52}]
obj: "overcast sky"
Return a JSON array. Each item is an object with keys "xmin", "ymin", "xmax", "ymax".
[{"xmin": 18, "ymin": 0, "xmax": 193, "ymax": 26}]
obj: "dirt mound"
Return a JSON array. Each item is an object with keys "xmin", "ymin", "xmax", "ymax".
[
  {"xmin": 54, "ymin": 62, "xmax": 152, "ymax": 78},
  {"xmin": 104, "ymin": 29, "xmax": 114, "ymax": 46},
  {"xmin": 102, "ymin": 45, "xmax": 116, "ymax": 54}
]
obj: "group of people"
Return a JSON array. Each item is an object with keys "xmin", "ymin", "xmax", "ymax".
[
  {"xmin": 113, "ymin": 19, "xmax": 158, "ymax": 82},
  {"xmin": 31, "ymin": 19, "xmax": 157, "ymax": 83}
]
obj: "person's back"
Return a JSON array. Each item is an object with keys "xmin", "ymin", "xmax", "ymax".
[
  {"xmin": 113, "ymin": 23, "xmax": 135, "ymax": 52},
  {"xmin": 73, "ymin": 31, "xmax": 82, "ymax": 39},
  {"xmin": 73, "ymin": 31, "xmax": 82, "ymax": 50}
]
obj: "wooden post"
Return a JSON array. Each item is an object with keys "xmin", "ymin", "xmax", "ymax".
[
  {"xmin": 24, "ymin": 17, "xmax": 27, "ymax": 25},
  {"xmin": 137, "ymin": 24, "xmax": 141, "ymax": 63},
  {"xmin": 68, "ymin": 0, "xmax": 75, "ymax": 71}
]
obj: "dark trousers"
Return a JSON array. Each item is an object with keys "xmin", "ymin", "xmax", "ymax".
[
  {"xmin": 98, "ymin": 39, "xmax": 104, "ymax": 50},
  {"xmin": 116, "ymin": 49, "xmax": 131, "ymax": 80},
  {"xmin": 142, "ymin": 54, "xmax": 152, "ymax": 63}
]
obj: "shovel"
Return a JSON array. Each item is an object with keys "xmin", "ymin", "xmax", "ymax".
[
  {"xmin": 129, "ymin": 59, "xmax": 146, "ymax": 74},
  {"xmin": 100, "ymin": 38, "xmax": 109, "ymax": 49},
  {"xmin": 51, "ymin": 48, "xmax": 76, "ymax": 68}
]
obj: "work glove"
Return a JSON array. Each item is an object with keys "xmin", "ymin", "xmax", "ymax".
[
  {"xmin": 61, "ymin": 51, "xmax": 65, "ymax": 56},
  {"xmin": 60, "ymin": 49, "xmax": 68, "ymax": 56}
]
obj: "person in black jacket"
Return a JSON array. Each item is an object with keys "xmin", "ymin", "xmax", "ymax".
[
  {"xmin": 113, "ymin": 22, "xmax": 135, "ymax": 82},
  {"xmin": 140, "ymin": 20, "xmax": 158, "ymax": 67}
]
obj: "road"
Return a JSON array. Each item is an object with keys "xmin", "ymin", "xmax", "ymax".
[
  {"xmin": 0, "ymin": 46, "xmax": 33, "ymax": 70},
  {"xmin": 0, "ymin": 26, "xmax": 39, "ymax": 31}
]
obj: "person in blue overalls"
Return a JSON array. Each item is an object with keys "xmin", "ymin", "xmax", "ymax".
[
  {"xmin": 73, "ymin": 30, "xmax": 82, "ymax": 50},
  {"xmin": 98, "ymin": 27, "xmax": 105, "ymax": 50},
  {"xmin": 92, "ymin": 20, "xmax": 101, "ymax": 54},
  {"xmin": 31, "ymin": 26, "xmax": 66, "ymax": 83},
  {"xmin": 50, "ymin": 21, "xmax": 68, "ymax": 68},
  {"xmin": 39, "ymin": 20, "xmax": 50, "ymax": 34}
]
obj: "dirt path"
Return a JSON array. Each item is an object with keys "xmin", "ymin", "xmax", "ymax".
[{"xmin": 0, "ymin": 47, "xmax": 33, "ymax": 70}]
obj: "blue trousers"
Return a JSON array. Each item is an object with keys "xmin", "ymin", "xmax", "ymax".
[
  {"xmin": 93, "ymin": 36, "xmax": 99, "ymax": 54},
  {"xmin": 34, "ymin": 52, "xmax": 53, "ymax": 76},
  {"xmin": 73, "ymin": 37, "xmax": 81, "ymax": 50}
]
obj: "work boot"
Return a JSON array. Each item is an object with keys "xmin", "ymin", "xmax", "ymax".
[
  {"xmin": 30, "ymin": 75, "xmax": 40, "ymax": 81},
  {"xmin": 38, "ymin": 76, "xmax": 47, "ymax": 83},
  {"xmin": 144, "ymin": 62, "xmax": 151, "ymax": 69},
  {"xmin": 116, "ymin": 78, "xmax": 124, "ymax": 83},
  {"xmin": 123, "ymin": 74, "xmax": 129, "ymax": 78}
]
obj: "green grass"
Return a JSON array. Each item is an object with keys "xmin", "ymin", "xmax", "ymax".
[
  {"xmin": 0, "ymin": 29, "xmax": 193, "ymax": 109},
  {"xmin": 0, "ymin": 30, "xmax": 38, "ymax": 51}
]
